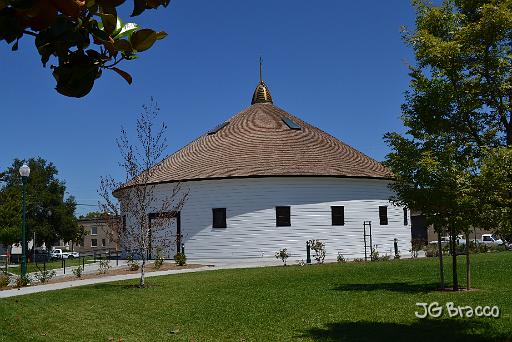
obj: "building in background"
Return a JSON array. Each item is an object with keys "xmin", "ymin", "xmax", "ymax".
[{"xmin": 75, "ymin": 217, "xmax": 118, "ymax": 255}]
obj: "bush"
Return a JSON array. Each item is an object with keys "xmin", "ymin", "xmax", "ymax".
[
  {"xmin": 308, "ymin": 240, "xmax": 326, "ymax": 264},
  {"xmin": 15, "ymin": 274, "xmax": 31, "ymax": 287},
  {"xmin": 154, "ymin": 247, "xmax": 165, "ymax": 270},
  {"xmin": 336, "ymin": 253, "xmax": 346, "ymax": 263},
  {"xmin": 275, "ymin": 248, "xmax": 289, "ymax": 266},
  {"xmin": 370, "ymin": 247, "xmax": 380, "ymax": 261},
  {"xmin": 72, "ymin": 266, "xmax": 83, "ymax": 279},
  {"xmin": 34, "ymin": 270, "xmax": 56, "ymax": 283},
  {"xmin": 424, "ymin": 244, "xmax": 439, "ymax": 257},
  {"xmin": 352, "ymin": 258, "xmax": 365, "ymax": 262},
  {"xmin": 97, "ymin": 259, "xmax": 111, "ymax": 275},
  {"xmin": 127, "ymin": 255, "xmax": 140, "ymax": 271},
  {"xmin": 174, "ymin": 252, "xmax": 187, "ymax": 266},
  {"xmin": 0, "ymin": 273, "xmax": 9, "ymax": 287}
]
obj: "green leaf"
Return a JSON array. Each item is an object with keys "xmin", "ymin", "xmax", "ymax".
[
  {"xmin": 131, "ymin": 0, "xmax": 146, "ymax": 17},
  {"xmin": 113, "ymin": 39, "xmax": 132, "ymax": 52},
  {"xmin": 130, "ymin": 29, "xmax": 157, "ymax": 52},
  {"xmin": 155, "ymin": 31, "xmax": 167, "ymax": 40},
  {"xmin": 100, "ymin": 14, "xmax": 117, "ymax": 35},
  {"xmin": 111, "ymin": 67, "xmax": 133, "ymax": 84},
  {"xmin": 114, "ymin": 22, "xmax": 140, "ymax": 38}
]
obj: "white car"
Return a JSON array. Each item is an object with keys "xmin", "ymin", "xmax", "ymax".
[
  {"xmin": 479, "ymin": 234, "xmax": 503, "ymax": 246},
  {"xmin": 50, "ymin": 249, "xmax": 80, "ymax": 259}
]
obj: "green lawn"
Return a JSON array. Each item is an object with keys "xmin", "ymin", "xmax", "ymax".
[
  {"xmin": 5, "ymin": 258, "xmax": 95, "ymax": 275},
  {"xmin": 1, "ymin": 253, "xmax": 511, "ymax": 341}
]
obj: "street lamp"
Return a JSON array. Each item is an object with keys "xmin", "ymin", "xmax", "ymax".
[{"xmin": 19, "ymin": 163, "xmax": 30, "ymax": 277}]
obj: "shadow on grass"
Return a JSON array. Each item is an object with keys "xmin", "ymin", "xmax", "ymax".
[
  {"xmin": 299, "ymin": 319, "xmax": 510, "ymax": 342},
  {"xmin": 333, "ymin": 282, "xmax": 439, "ymax": 294}
]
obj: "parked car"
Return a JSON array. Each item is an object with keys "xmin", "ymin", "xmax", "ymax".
[
  {"xmin": 50, "ymin": 249, "xmax": 80, "ymax": 260},
  {"xmin": 478, "ymin": 234, "xmax": 503, "ymax": 246}
]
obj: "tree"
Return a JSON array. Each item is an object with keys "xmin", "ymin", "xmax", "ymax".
[
  {"xmin": 477, "ymin": 147, "xmax": 512, "ymax": 239},
  {"xmin": 0, "ymin": 157, "xmax": 79, "ymax": 247},
  {"xmin": 384, "ymin": 0, "xmax": 512, "ymax": 291},
  {"xmin": 0, "ymin": 0, "xmax": 170, "ymax": 97},
  {"xmin": 78, "ymin": 211, "xmax": 105, "ymax": 219},
  {"xmin": 99, "ymin": 98, "xmax": 188, "ymax": 288}
]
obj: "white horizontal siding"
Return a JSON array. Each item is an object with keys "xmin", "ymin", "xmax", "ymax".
[{"xmin": 135, "ymin": 177, "xmax": 411, "ymax": 260}]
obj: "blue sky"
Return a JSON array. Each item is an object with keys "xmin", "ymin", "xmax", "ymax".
[{"xmin": 0, "ymin": 1, "xmax": 417, "ymax": 216}]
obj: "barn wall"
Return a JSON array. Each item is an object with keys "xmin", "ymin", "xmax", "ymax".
[{"xmin": 139, "ymin": 177, "xmax": 411, "ymax": 260}]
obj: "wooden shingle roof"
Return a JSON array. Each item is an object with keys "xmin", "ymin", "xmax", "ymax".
[{"xmin": 139, "ymin": 102, "xmax": 392, "ymax": 186}]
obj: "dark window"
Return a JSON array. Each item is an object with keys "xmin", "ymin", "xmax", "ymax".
[
  {"xmin": 91, "ymin": 239, "xmax": 98, "ymax": 247},
  {"xmin": 102, "ymin": 239, "xmax": 106, "ymax": 247},
  {"xmin": 282, "ymin": 117, "xmax": 301, "ymax": 130},
  {"xmin": 91, "ymin": 227, "xmax": 98, "ymax": 235},
  {"xmin": 403, "ymin": 208, "xmax": 408, "ymax": 226},
  {"xmin": 331, "ymin": 206, "xmax": 345, "ymax": 226},
  {"xmin": 379, "ymin": 206, "xmax": 388, "ymax": 225},
  {"xmin": 212, "ymin": 208, "xmax": 227, "ymax": 228},
  {"xmin": 276, "ymin": 206, "xmax": 291, "ymax": 226},
  {"xmin": 122, "ymin": 215, "xmax": 126, "ymax": 231},
  {"xmin": 207, "ymin": 122, "xmax": 229, "ymax": 135}
]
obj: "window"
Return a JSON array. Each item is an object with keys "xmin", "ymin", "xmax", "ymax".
[
  {"xmin": 91, "ymin": 227, "xmax": 98, "ymax": 235},
  {"xmin": 102, "ymin": 239, "xmax": 106, "ymax": 247},
  {"xmin": 331, "ymin": 206, "xmax": 345, "ymax": 226},
  {"xmin": 122, "ymin": 215, "xmax": 126, "ymax": 231},
  {"xmin": 91, "ymin": 239, "xmax": 98, "ymax": 247},
  {"xmin": 276, "ymin": 206, "xmax": 291, "ymax": 227},
  {"xmin": 207, "ymin": 122, "xmax": 229, "ymax": 135},
  {"xmin": 212, "ymin": 208, "xmax": 227, "ymax": 228},
  {"xmin": 282, "ymin": 117, "xmax": 301, "ymax": 130},
  {"xmin": 379, "ymin": 206, "xmax": 388, "ymax": 225},
  {"xmin": 403, "ymin": 208, "xmax": 408, "ymax": 226}
]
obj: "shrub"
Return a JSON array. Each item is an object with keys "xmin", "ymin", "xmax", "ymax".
[
  {"xmin": 154, "ymin": 247, "xmax": 165, "ymax": 270},
  {"xmin": 72, "ymin": 266, "xmax": 83, "ymax": 279},
  {"xmin": 34, "ymin": 270, "xmax": 56, "ymax": 283},
  {"xmin": 370, "ymin": 247, "xmax": 380, "ymax": 261},
  {"xmin": 275, "ymin": 248, "xmax": 289, "ymax": 266},
  {"xmin": 336, "ymin": 253, "xmax": 346, "ymax": 263},
  {"xmin": 308, "ymin": 240, "xmax": 326, "ymax": 264},
  {"xmin": 97, "ymin": 259, "xmax": 111, "ymax": 275},
  {"xmin": 15, "ymin": 274, "xmax": 31, "ymax": 287},
  {"xmin": 352, "ymin": 258, "xmax": 365, "ymax": 262},
  {"xmin": 174, "ymin": 252, "xmax": 187, "ymax": 266},
  {"xmin": 410, "ymin": 239, "xmax": 424, "ymax": 258},
  {"xmin": 0, "ymin": 273, "xmax": 9, "ymax": 287},
  {"xmin": 127, "ymin": 255, "xmax": 140, "ymax": 271},
  {"xmin": 424, "ymin": 244, "xmax": 439, "ymax": 258}
]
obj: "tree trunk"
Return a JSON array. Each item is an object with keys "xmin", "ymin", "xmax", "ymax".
[
  {"xmin": 140, "ymin": 250, "xmax": 146, "ymax": 288},
  {"xmin": 437, "ymin": 228, "xmax": 445, "ymax": 290},
  {"xmin": 450, "ymin": 228, "xmax": 459, "ymax": 291},
  {"xmin": 465, "ymin": 231, "xmax": 471, "ymax": 291}
]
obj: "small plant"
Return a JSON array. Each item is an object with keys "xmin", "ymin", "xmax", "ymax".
[
  {"xmin": 308, "ymin": 240, "xmax": 326, "ymax": 264},
  {"xmin": 275, "ymin": 248, "xmax": 290, "ymax": 266},
  {"xmin": 297, "ymin": 259, "xmax": 305, "ymax": 266},
  {"xmin": 154, "ymin": 247, "xmax": 165, "ymax": 270},
  {"xmin": 0, "ymin": 273, "xmax": 9, "ymax": 287},
  {"xmin": 127, "ymin": 255, "xmax": 140, "ymax": 271},
  {"xmin": 424, "ymin": 244, "xmax": 439, "ymax": 257},
  {"xmin": 72, "ymin": 266, "xmax": 83, "ymax": 279},
  {"xmin": 174, "ymin": 252, "xmax": 187, "ymax": 266},
  {"xmin": 34, "ymin": 269, "xmax": 56, "ymax": 283},
  {"xmin": 370, "ymin": 246, "xmax": 380, "ymax": 261},
  {"xmin": 353, "ymin": 258, "xmax": 365, "ymax": 262},
  {"xmin": 97, "ymin": 259, "xmax": 111, "ymax": 275},
  {"xmin": 15, "ymin": 274, "xmax": 31, "ymax": 288},
  {"xmin": 337, "ymin": 252, "xmax": 346, "ymax": 263}
]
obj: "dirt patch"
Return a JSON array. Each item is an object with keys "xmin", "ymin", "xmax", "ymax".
[{"xmin": 0, "ymin": 263, "xmax": 205, "ymax": 291}]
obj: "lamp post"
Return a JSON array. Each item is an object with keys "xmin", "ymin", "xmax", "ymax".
[{"xmin": 19, "ymin": 163, "xmax": 30, "ymax": 277}]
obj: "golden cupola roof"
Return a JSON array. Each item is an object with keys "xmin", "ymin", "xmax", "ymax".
[{"xmin": 251, "ymin": 58, "xmax": 273, "ymax": 105}]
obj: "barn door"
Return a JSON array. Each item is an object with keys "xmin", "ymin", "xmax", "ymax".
[{"xmin": 148, "ymin": 212, "xmax": 181, "ymax": 259}]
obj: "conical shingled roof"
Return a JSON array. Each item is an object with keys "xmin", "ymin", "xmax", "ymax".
[{"xmin": 142, "ymin": 102, "xmax": 393, "ymax": 185}]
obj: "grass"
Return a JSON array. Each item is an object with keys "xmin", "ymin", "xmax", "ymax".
[
  {"xmin": 1, "ymin": 253, "xmax": 511, "ymax": 341},
  {"xmin": 5, "ymin": 258, "xmax": 95, "ymax": 275}
]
